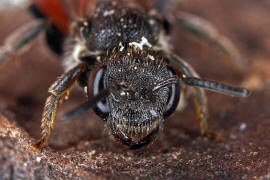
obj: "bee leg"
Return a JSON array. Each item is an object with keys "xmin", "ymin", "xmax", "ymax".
[
  {"xmin": 167, "ymin": 53, "xmax": 209, "ymax": 136},
  {"xmin": 154, "ymin": 0, "xmax": 187, "ymax": 13},
  {"xmin": 168, "ymin": 12, "xmax": 246, "ymax": 74},
  {"xmin": 154, "ymin": 0, "xmax": 170, "ymax": 13},
  {"xmin": 33, "ymin": 64, "xmax": 86, "ymax": 149},
  {"xmin": 0, "ymin": 20, "xmax": 45, "ymax": 66}
]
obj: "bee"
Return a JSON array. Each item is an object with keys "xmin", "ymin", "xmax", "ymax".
[{"xmin": 0, "ymin": 0, "xmax": 249, "ymax": 149}]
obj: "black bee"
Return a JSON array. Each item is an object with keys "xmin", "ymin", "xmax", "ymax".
[{"xmin": 0, "ymin": 0, "xmax": 249, "ymax": 149}]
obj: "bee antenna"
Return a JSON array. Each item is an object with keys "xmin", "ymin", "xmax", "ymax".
[
  {"xmin": 152, "ymin": 75, "xmax": 250, "ymax": 98},
  {"xmin": 181, "ymin": 77, "xmax": 250, "ymax": 97},
  {"xmin": 62, "ymin": 88, "xmax": 110, "ymax": 120}
]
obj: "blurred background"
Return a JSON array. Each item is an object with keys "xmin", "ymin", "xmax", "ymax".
[
  {"xmin": 0, "ymin": 0, "xmax": 29, "ymax": 10},
  {"xmin": 0, "ymin": 0, "xmax": 269, "ymax": 179}
]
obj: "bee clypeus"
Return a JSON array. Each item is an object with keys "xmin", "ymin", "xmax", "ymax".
[{"xmin": 0, "ymin": 0, "xmax": 249, "ymax": 149}]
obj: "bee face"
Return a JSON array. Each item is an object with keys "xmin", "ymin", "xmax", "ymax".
[{"xmin": 103, "ymin": 47, "xmax": 169, "ymax": 143}]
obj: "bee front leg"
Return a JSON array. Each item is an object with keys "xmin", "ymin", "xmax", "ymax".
[
  {"xmin": 33, "ymin": 64, "xmax": 86, "ymax": 149},
  {"xmin": 168, "ymin": 12, "xmax": 246, "ymax": 74}
]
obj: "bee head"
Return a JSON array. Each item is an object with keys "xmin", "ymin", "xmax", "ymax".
[{"xmin": 89, "ymin": 45, "xmax": 180, "ymax": 148}]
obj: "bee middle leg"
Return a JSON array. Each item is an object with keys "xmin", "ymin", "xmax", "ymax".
[
  {"xmin": 167, "ymin": 53, "xmax": 209, "ymax": 136},
  {"xmin": 33, "ymin": 64, "xmax": 86, "ymax": 149},
  {"xmin": 168, "ymin": 12, "xmax": 246, "ymax": 75}
]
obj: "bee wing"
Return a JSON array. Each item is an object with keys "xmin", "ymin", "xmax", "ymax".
[{"xmin": 33, "ymin": 0, "xmax": 96, "ymax": 34}]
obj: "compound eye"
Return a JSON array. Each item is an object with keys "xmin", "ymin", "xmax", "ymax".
[
  {"xmin": 164, "ymin": 67, "xmax": 180, "ymax": 118},
  {"xmin": 88, "ymin": 65, "xmax": 110, "ymax": 118}
]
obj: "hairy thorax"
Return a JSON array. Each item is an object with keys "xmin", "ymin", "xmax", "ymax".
[{"xmin": 85, "ymin": 0, "xmax": 162, "ymax": 51}]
